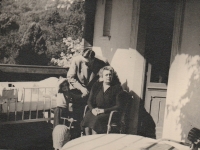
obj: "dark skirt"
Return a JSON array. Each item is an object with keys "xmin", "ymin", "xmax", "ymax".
[{"xmin": 81, "ymin": 110, "xmax": 110, "ymax": 133}]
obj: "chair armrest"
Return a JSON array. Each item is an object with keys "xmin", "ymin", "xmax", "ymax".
[
  {"xmin": 107, "ymin": 111, "xmax": 119, "ymax": 134},
  {"xmin": 107, "ymin": 111, "xmax": 118, "ymax": 124},
  {"xmin": 60, "ymin": 117, "xmax": 77, "ymax": 128},
  {"xmin": 83, "ymin": 105, "xmax": 89, "ymax": 117}
]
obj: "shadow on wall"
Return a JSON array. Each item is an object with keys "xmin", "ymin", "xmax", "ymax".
[
  {"xmin": 165, "ymin": 54, "xmax": 200, "ymax": 142},
  {"xmin": 137, "ymin": 103, "xmax": 156, "ymax": 139},
  {"xmin": 121, "ymin": 81, "xmax": 156, "ymax": 138}
]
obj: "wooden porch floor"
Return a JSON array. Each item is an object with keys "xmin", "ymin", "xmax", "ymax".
[{"xmin": 0, "ymin": 122, "xmax": 54, "ymax": 150}]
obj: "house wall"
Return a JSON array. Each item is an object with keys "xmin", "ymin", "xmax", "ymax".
[
  {"xmin": 163, "ymin": 0, "xmax": 200, "ymax": 142},
  {"xmin": 93, "ymin": 0, "xmax": 146, "ymax": 134}
]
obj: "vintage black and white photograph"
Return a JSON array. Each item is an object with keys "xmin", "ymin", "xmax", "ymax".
[{"xmin": 0, "ymin": 0, "xmax": 198, "ymax": 149}]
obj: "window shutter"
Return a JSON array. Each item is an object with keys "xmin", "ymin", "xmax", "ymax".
[{"xmin": 103, "ymin": 0, "xmax": 112, "ymax": 36}]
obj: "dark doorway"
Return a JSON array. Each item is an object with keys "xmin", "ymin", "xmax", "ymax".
[
  {"xmin": 140, "ymin": 0, "xmax": 176, "ymax": 139},
  {"xmin": 145, "ymin": 0, "xmax": 176, "ymax": 84}
]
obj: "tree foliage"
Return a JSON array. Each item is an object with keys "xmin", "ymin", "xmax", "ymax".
[
  {"xmin": 0, "ymin": 13, "xmax": 19, "ymax": 35},
  {"xmin": 16, "ymin": 22, "xmax": 48, "ymax": 65},
  {"xmin": 0, "ymin": 32, "xmax": 20, "ymax": 64},
  {"xmin": 0, "ymin": 0, "xmax": 85, "ymax": 65}
]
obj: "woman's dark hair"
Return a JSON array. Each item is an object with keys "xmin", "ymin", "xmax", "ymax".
[
  {"xmin": 58, "ymin": 79, "xmax": 69, "ymax": 93},
  {"xmin": 82, "ymin": 47, "xmax": 95, "ymax": 59}
]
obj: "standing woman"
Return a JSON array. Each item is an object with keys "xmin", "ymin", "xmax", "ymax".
[{"xmin": 81, "ymin": 66, "xmax": 122, "ymax": 135}]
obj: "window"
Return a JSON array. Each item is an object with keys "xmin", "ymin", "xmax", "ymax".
[{"xmin": 103, "ymin": 0, "xmax": 112, "ymax": 37}]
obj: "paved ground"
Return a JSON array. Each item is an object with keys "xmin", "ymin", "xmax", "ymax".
[{"xmin": 0, "ymin": 122, "xmax": 54, "ymax": 150}]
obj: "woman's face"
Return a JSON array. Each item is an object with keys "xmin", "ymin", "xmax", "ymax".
[
  {"xmin": 102, "ymin": 70, "xmax": 113, "ymax": 84},
  {"xmin": 61, "ymin": 82, "xmax": 69, "ymax": 92}
]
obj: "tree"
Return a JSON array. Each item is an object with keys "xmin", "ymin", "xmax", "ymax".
[
  {"xmin": 16, "ymin": 22, "xmax": 48, "ymax": 65},
  {"xmin": 0, "ymin": 31, "xmax": 20, "ymax": 64},
  {"xmin": 0, "ymin": 11, "xmax": 20, "ymax": 64},
  {"xmin": 46, "ymin": 10, "xmax": 61, "ymax": 26},
  {"xmin": 0, "ymin": 0, "xmax": 85, "ymax": 66},
  {"xmin": 0, "ymin": 13, "xmax": 19, "ymax": 35}
]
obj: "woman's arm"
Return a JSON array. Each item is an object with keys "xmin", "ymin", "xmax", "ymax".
[
  {"xmin": 104, "ymin": 85, "xmax": 123, "ymax": 113},
  {"xmin": 87, "ymin": 82, "xmax": 98, "ymax": 111}
]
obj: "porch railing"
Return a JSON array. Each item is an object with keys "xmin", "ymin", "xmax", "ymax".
[{"xmin": 0, "ymin": 87, "xmax": 56, "ymax": 125}]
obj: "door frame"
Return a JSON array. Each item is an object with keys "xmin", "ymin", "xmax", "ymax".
[
  {"xmin": 142, "ymin": 0, "xmax": 186, "ymax": 103},
  {"xmin": 140, "ymin": 0, "xmax": 186, "ymax": 138}
]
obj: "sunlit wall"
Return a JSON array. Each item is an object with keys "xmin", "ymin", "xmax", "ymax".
[{"xmin": 163, "ymin": 0, "xmax": 200, "ymax": 142}]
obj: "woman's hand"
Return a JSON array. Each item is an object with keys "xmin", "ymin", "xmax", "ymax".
[
  {"xmin": 97, "ymin": 108, "xmax": 104, "ymax": 115},
  {"xmin": 92, "ymin": 108, "xmax": 98, "ymax": 116},
  {"xmin": 80, "ymin": 87, "xmax": 89, "ymax": 97},
  {"xmin": 92, "ymin": 108, "xmax": 104, "ymax": 116}
]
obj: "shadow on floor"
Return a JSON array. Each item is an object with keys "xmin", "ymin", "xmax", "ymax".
[{"xmin": 0, "ymin": 122, "xmax": 54, "ymax": 150}]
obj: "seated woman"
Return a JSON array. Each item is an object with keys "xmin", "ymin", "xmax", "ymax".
[
  {"xmin": 81, "ymin": 66, "xmax": 123, "ymax": 135},
  {"xmin": 54, "ymin": 77, "xmax": 82, "ymax": 127}
]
